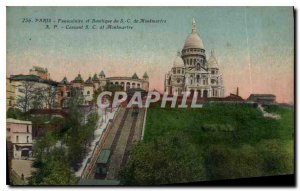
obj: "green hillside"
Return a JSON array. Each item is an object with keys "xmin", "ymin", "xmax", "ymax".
[{"xmin": 120, "ymin": 103, "xmax": 294, "ymax": 185}]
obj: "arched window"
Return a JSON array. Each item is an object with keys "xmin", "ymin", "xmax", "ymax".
[
  {"xmin": 16, "ymin": 136, "xmax": 19, "ymax": 143},
  {"xmin": 87, "ymin": 91, "xmax": 90, "ymax": 95},
  {"xmin": 126, "ymin": 82, "xmax": 130, "ymax": 90}
]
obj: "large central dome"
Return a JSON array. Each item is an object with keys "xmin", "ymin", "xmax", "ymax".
[{"xmin": 183, "ymin": 18, "xmax": 204, "ymax": 49}]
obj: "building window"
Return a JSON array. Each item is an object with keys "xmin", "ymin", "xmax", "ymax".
[
  {"xmin": 7, "ymin": 128, "xmax": 10, "ymax": 132},
  {"xmin": 177, "ymin": 79, "xmax": 180, "ymax": 83},
  {"xmin": 67, "ymin": 92, "xmax": 70, "ymax": 97},
  {"xmin": 196, "ymin": 75, "xmax": 200, "ymax": 82},
  {"xmin": 87, "ymin": 91, "xmax": 90, "ymax": 95},
  {"xmin": 212, "ymin": 70, "xmax": 215, "ymax": 74},
  {"xmin": 61, "ymin": 91, "xmax": 64, "ymax": 96},
  {"xmin": 27, "ymin": 136, "xmax": 29, "ymax": 143},
  {"xmin": 16, "ymin": 136, "xmax": 19, "ymax": 143},
  {"xmin": 197, "ymin": 63, "xmax": 200, "ymax": 70},
  {"xmin": 27, "ymin": 125, "xmax": 29, "ymax": 133}
]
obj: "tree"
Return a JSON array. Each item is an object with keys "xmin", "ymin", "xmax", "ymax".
[
  {"xmin": 204, "ymin": 144, "xmax": 264, "ymax": 180},
  {"xmin": 119, "ymin": 133, "xmax": 206, "ymax": 185},
  {"xmin": 32, "ymin": 130, "xmax": 57, "ymax": 166},
  {"xmin": 31, "ymin": 87, "xmax": 45, "ymax": 110},
  {"xmin": 16, "ymin": 81, "xmax": 36, "ymax": 112},
  {"xmin": 42, "ymin": 86, "xmax": 57, "ymax": 109},
  {"xmin": 6, "ymin": 108, "xmax": 24, "ymax": 119},
  {"xmin": 28, "ymin": 147, "xmax": 77, "ymax": 185}
]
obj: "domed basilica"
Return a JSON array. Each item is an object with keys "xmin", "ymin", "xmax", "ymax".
[{"xmin": 164, "ymin": 18, "xmax": 225, "ymax": 98}]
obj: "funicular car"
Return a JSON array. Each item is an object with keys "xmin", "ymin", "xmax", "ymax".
[{"xmin": 95, "ymin": 149, "xmax": 111, "ymax": 177}]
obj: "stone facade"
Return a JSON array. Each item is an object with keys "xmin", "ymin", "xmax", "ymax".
[
  {"xmin": 165, "ymin": 19, "xmax": 225, "ymax": 98},
  {"xmin": 57, "ymin": 71, "xmax": 149, "ymax": 107}
]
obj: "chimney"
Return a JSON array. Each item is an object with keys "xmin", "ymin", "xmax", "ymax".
[{"xmin": 236, "ymin": 87, "xmax": 239, "ymax": 96}]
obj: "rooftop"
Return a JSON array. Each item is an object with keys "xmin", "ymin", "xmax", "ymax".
[
  {"xmin": 9, "ymin": 74, "xmax": 58, "ymax": 86},
  {"xmin": 7, "ymin": 118, "xmax": 32, "ymax": 125}
]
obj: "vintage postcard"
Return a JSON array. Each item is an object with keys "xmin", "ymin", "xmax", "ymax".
[{"xmin": 6, "ymin": 7, "xmax": 294, "ymax": 186}]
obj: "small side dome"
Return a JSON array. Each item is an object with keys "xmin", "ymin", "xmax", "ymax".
[
  {"xmin": 207, "ymin": 50, "xmax": 219, "ymax": 68},
  {"xmin": 92, "ymin": 73, "xmax": 99, "ymax": 81},
  {"xmin": 85, "ymin": 76, "xmax": 93, "ymax": 84},
  {"xmin": 73, "ymin": 74, "xmax": 84, "ymax": 83},
  {"xmin": 99, "ymin": 70, "xmax": 105, "ymax": 77},
  {"xmin": 173, "ymin": 52, "xmax": 184, "ymax": 67},
  {"xmin": 143, "ymin": 72, "xmax": 149, "ymax": 79},
  {"xmin": 132, "ymin": 73, "xmax": 139, "ymax": 79},
  {"xmin": 60, "ymin": 76, "xmax": 69, "ymax": 85}
]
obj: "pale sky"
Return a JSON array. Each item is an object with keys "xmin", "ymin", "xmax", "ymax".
[{"xmin": 7, "ymin": 7, "xmax": 294, "ymax": 103}]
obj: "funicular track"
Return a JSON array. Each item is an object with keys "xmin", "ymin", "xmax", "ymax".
[{"xmin": 120, "ymin": 113, "xmax": 138, "ymax": 168}]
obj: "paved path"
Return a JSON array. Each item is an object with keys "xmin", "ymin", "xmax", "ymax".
[{"xmin": 258, "ymin": 104, "xmax": 281, "ymax": 119}]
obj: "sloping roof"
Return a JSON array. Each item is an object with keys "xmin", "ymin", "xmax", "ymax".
[
  {"xmin": 247, "ymin": 94, "xmax": 276, "ymax": 101},
  {"xmin": 249, "ymin": 94, "xmax": 276, "ymax": 97},
  {"xmin": 9, "ymin": 74, "xmax": 58, "ymax": 86},
  {"xmin": 106, "ymin": 77, "xmax": 145, "ymax": 81}
]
